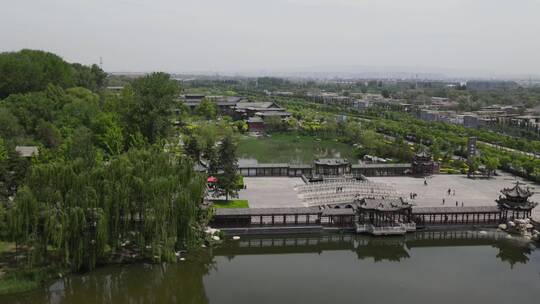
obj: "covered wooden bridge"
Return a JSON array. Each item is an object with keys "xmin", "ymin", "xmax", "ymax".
[
  {"xmin": 412, "ymin": 206, "xmax": 502, "ymax": 227},
  {"xmin": 211, "ymin": 207, "xmax": 355, "ymax": 229}
]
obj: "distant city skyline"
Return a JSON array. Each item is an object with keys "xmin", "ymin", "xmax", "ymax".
[{"xmin": 2, "ymin": 0, "xmax": 540, "ymax": 78}]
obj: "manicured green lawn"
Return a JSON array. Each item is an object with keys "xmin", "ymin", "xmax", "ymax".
[
  {"xmin": 238, "ymin": 133, "xmax": 357, "ymax": 164},
  {"xmin": 213, "ymin": 199, "xmax": 249, "ymax": 209}
]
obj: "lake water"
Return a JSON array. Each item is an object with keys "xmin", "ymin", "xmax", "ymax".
[
  {"xmin": 237, "ymin": 134, "xmax": 358, "ymax": 164},
  {"xmin": 3, "ymin": 231, "xmax": 540, "ymax": 304}
]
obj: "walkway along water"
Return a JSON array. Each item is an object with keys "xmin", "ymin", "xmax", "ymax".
[
  {"xmin": 211, "ymin": 205, "xmax": 525, "ymax": 236},
  {"xmin": 211, "ymin": 178, "xmax": 538, "ymax": 236}
]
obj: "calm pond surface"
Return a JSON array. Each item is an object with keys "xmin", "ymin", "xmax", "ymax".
[
  {"xmin": 2, "ymin": 231, "xmax": 540, "ymax": 304},
  {"xmin": 237, "ymin": 134, "xmax": 358, "ymax": 164}
]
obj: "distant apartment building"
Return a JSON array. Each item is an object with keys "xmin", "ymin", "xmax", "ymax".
[
  {"xmin": 430, "ymin": 97, "xmax": 458, "ymax": 109},
  {"xmin": 362, "ymin": 93, "xmax": 385, "ymax": 102},
  {"xmin": 466, "ymin": 81, "xmax": 519, "ymax": 91},
  {"xmin": 353, "ymin": 99, "xmax": 370, "ymax": 112},
  {"xmin": 513, "ymin": 115, "xmax": 540, "ymax": 129},
  {"xmin": 306, "ymin": 92, "xmax": 357, "ymax": 107},
  {"xmin": 463, "ymin": 114, "xmax": 493, "ymax": 129},
  {"xmin": 272, "ymin": 91, "xmax": 295, "ymax": 96},
  {"xmin": 417, "ymin": 109, "xmax": 462, "ymax": 125}
]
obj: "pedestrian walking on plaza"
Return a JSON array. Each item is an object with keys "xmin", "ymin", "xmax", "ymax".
[
  {"xmin": 447, "ymin": 188, "xmax": 451, "ymax": 195},
  {"xmin": 442, "ymin": 198, "xmax": 445, "ymax": 205},
  {"xmin": 455, "ymin": 201, "xmax": 458, "ymax": 206},
  {"xmin": 461, "ymin": 202, "xmax": 464, "ymax": 207},
  {"xmin": 452, "ymin": 189, "xmax": 456, "ymax": 196}
]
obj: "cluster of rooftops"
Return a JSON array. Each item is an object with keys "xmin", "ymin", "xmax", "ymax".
[{"xmin": 180, "ymin": 94, "xmax": 292, "ymax": 122}]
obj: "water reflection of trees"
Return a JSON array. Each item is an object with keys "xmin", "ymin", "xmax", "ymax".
[
  {"xmin": 7, "ymin": 249, "xmax": 215, "ymax": 304},
  {"xmin": 493, "ymin": 240, "xmax": 535, "ymax": 269},
  {"xmin": 3, "ymin": 233, "xmax": 537, "ymax": 303}
]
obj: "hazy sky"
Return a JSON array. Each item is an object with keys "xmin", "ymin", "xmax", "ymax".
[{"xmin": 1, "ymin": 0, "xmax": 540, "ymax": 76}]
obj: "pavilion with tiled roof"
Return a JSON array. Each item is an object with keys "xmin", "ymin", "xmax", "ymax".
[
  {"xmin": 356, "ymin": 197, "xmax": 414, "ymax": 228},
  {"xmin": 496, "ymin": 182, "xmax": 538, "ymax": 220},
  {"xmin": 411, "ymin": 151, "xmax": 438, "ymax": 176}
]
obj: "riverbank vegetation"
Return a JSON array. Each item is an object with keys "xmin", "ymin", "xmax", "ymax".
[{"xmin": 0, "ymin": 50, "xmax": 210, "ymax": 294}]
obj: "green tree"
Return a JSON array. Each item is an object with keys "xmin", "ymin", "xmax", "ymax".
[
  {"xmin": 72, "ymin": 63, "xmax": 107, "ymax": 91},
  {"xmin": 522, "ymin": 160, "xmax": 536, "ymax": 178},
  {"xmin": 234, "ymin": 120, "xmax": 249, "ymax": 133},
  {"xmin": 196, "ymin": 98, "xmax": 217, "ymax": 120},
  {"xmin": 265, "ymin": 116, "xmax": 286, "ymax": 132},
  {"xmin": 66, "ymin": 126, "xmax": 99, "ymax": 166},
  {"xmin": 2, "ymin": 92, "xmax": 56, "ymax": 135},
  {"xmin": 91, "ymin": 112, "xmax": 124, "ymax": 156},
  {"xmin": 468, "ymin": 156, "xmax": 480, "ymax": 178},
  {"xmin": 203, "ymin": 141, "xmax": 219, "ymax": 176},
  {"xmin": 484, "ymin": 157, "xmax": 500, "ymax": 178},
  {"xmin": 6, "ymin": 148, "xmax": 207, "ymax": 271},
  {"xmin": 286, "ymin": 117, "xmax": 298, "ymax": 130},
  {"xmin": 36, "ymin": 120, "xmax": 62, "ymax": 148},
  {"xmin": 127, "ymin": 73, "xmax": 179, "ymax": 143},
  {"xmin": 57, "ymin": 87, "xmax": 100, "ymax": 132},
  {"xmin": 0, "ymin": 138, "xmax": 7, "ymax": 162},
  {"xmin": 185, "ymin": 136, "xmax": 201, "ymax": 162},
  {"xmin": 0, "ymin": 49, "xmax": 75, "ymax": 98},
  {"xmin": 0, "ymin": 50, "xmax": 106, "ymax": 98},
  {"xmin": 215, "ymin": 135, "xmax": 239, "ymax": 201},
  {"xmin": 0, "ymin": 149, "xmax": 30, "ymax": 202},
  {"xmin": 0, "ymin": 108, "xmax": 23, "ymax": 139}
]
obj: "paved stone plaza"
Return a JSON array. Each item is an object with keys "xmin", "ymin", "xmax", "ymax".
[
  {"xmin": 239, "ymin": 173, "xmax": 540, "ymax": 221},
  {"xmin": 370, "ymin": 172, "xmax": 540, "ymax": 221},
  {"xmin": 239, "ymin": 177, "xmax": 306, "ymax": 208}
]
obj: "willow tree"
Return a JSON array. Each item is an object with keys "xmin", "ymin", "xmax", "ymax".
[{"xmin": 7, "ymin": 147, "xmax": 207, "ymax": 272}]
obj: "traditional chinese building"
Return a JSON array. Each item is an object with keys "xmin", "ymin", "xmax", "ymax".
[
  {"xmin": 247, "ymin": 116, "xmax": 265, "ymax": 133},
  {"xmin": 411, "ymin": 151, "xmax": 437, "ymax": 176},
  {"xmin": 355, "ymin": 198, "xmax": 415, "ymax": 235},
  {"xmin": 313, "ymin": 158, "xmax": 351, "ymax": 176},
  {"xmin": 496, "ymin": 182, "xmax": 538, "ymax": 220}
]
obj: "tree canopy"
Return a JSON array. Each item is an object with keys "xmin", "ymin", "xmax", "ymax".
[
  {"xmin": 125, "ymin": 72, "xmax": 180, "ymax": 143},
  {"xmin": 0, "ymin": 49, "xmax": 105, "ymax": 98},
  {"xmin": 6, "ymin": 148, "xmax": 206, "ymax": 271},
  {"xmin": 0, "ymin": 51, "xmax": 209, "ymax": 276}
]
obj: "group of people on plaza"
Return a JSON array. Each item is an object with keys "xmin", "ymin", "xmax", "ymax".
[
  {"xmin": 407, "ymin": 183, "xmax": 466, "ymax": 207},
  {"xmin": 443, "ymin": 188, "xmax": 464, "ymax": 206}
]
